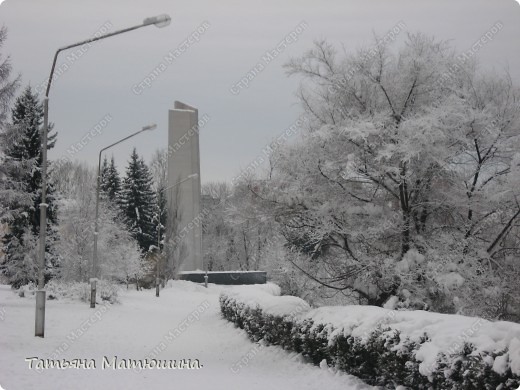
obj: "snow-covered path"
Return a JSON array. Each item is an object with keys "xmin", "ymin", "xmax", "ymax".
[{"xmin": 0, "ymin": 282, "xmax": 374, "ymax": 390}]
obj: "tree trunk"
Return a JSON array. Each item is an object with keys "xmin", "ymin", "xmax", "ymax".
[
  {"xmin": 401, "ymin": 212, "xmax": 411, "ymax": 255},
  {"xmin": 399, "ymin": 162, "xmax": 411, "ymax": 256}
]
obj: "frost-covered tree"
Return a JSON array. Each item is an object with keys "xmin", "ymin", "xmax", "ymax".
[
  {"xmin": 120, "ymin": 148, "xmax": 157, "ymax": 253},
  {"xmin": 0, "ymin": 26, "xmax": 20, "ymax": 284},
  {"xmin": 162, "ymin": 182, "xmax": 184, "ymax": 279},
  {"xmin": 145, "ymin": 149, "xmax": 167, "ymax": 249},
  {"xmin": 0, "ymin": 85, "xmax": 59, "ymax": 287},
  {"xmin": 149, "ymin": 149, "xmax": 169, "ymax": 259},
  {"xmin": 0, "ymin": 27, "xmax": 19, "ymax": 135},
  {"xmin": 257, "ymin": 33, "xmax": 520, "ymax": 317},
  {"xmin": 154, "ymin": 182, "xmax": 167, "ymax": 250},
  {"xmin": 200, "ymin": 181, "xmax": 277, "ymax": 272},
  {"xmin": 201, "ymin": 182, "xmax": 234, "ymax": 271},
  {"xmin": 227, "ymin": 181, "xmax": 277, "ymax": 271},
  {"xmin": 54, "ymin": 162, "xmax": 96, "ymax": 282},
  {"xmin": 103, "ymin": 236, "xmax": 149, "ymax": 289},
  {"xmin": 1, "ymin": 229, "xmax": 38, "ymax": 287},
  {"xmin": 149, "ymin": 148, "xmax": 168, "ymax": 190},
  {"xmin": 54, "ymin": 161, "xmax": 145, "ymax": 283}
]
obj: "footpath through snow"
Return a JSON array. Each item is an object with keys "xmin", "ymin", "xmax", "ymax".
[{"xmin": 0, "ymin": 282, "xmax": 374, "ymax": 390}]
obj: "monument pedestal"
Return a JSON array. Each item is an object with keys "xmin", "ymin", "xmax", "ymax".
[{"xmin": 179, "ymin": 271, "xmax": 267, "ymax": 285}]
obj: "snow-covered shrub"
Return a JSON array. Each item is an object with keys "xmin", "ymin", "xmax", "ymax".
[
  {"xmin": 96, "ymin": 280, "xmax": 120, "ymax": 304},
  {"xmin": 18, "ymin": 281, "xmax": 36, "ymax": 297},
  {"xmin": 16, "ymin": 279, "xmax": 120, "ymax": 303},
  {"xmin": 220, "ymin": 290, "xmax": 520, "ymax": 389}
]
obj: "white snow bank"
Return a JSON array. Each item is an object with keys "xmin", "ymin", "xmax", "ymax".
[
  {"xmin": 228, "ymin": 282, "xmax": 282, "ymax": 297},
  {"xmin": 306, "ymin": 305, "xmax": 520, "ymax": 376},
  {"xmin": 0, "ymin": 283, "xmax": 375, "ymax": 390},
  {"xmin": 223, "ymin": 284, "xmax": 310, "ymax": 317}
]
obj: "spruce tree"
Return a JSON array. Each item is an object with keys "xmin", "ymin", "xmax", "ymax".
[
  {"xmin": 121, "ymin": 149, "xmax": 156, "ymax": 253},
  {"xmin": 0, "ymin": 85, "xmax": 58, "ymax": 287},
  {"xmin": 101, "ymin": 156, "xmax": 122, "ymax": 204},
  {"xmin": 105, "ymin": 156, "xmax": 122, "ymax": 203}
]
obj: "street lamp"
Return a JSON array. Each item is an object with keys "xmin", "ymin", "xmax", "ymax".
[
  {"xmin": 35, "ymin": 15, "xmax": 171, "ymax": 337},
  {"xmin": 155, "ymin": 173, "xmax": 198, "ymax": 297},
  {"xmin": 91, "ymin": 124, "xmax": 157, "ymax": 308}
]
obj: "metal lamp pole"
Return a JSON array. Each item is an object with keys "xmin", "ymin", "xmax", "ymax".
[
  {"xmin": 155, "ymin": 173, "xmax": 198, "ymax": 297},
  {"xmin": 91, "ymin": 124, "xmax": 157, "ymax": 308},
  {"xmin": 35, "ymin": 14, "xmax": 171, "ymax": 337}
]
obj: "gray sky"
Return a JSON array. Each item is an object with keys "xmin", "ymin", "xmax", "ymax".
[{"xmin": 1, "ymin": 0, "xmax": 519, "ymax": 183}]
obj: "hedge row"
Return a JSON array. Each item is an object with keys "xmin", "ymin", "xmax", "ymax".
[{"xmin": 220, "ymin": 293, "xmax": 520, "ymax": 389}]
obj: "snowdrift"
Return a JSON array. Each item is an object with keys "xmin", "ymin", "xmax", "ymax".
[{"xmin": 220, "ymin": 286, "xmax": 520, "ymax": 389}]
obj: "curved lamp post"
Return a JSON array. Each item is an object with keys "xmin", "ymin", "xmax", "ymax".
[
  {"xmin": 35, "ymin": 14, "xmax": 171, "ymax": 337},
  {"xmin": 91, "ymin": 124, "xmax": 157, "ymax": 308},
  {"xmin": 155, "ymin": 173, "xmax": 198, "ymax": 297}
]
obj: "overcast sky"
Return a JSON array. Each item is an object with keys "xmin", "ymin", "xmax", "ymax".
[{"xmin": 1, "ymin": 0, "xmax": 519, "ymax": 183}]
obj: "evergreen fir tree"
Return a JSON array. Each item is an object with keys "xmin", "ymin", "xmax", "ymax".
[
  {"xmin": 120, "ymin": 148, "xmax": 156, "ymax": 253},
  {"xmin": 0, "ymin": 85, "xmax": 58, "ymax": 287},
  {"xmin": 105, "ymin": 156, "xmax": 122, "ymax": 203},
  {"xmin": 100, "ymin": 156, "xmax": 122, "ymax": 203}
]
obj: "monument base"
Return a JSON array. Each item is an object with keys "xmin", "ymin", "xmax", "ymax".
[{"xmin": 178, "ymin": 271, "xmax": 267, "ymax": 285}]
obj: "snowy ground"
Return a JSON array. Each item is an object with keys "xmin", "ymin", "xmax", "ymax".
[{"xmin": 0, "ymin": 282, "xmax": 374, "ymax": 390}]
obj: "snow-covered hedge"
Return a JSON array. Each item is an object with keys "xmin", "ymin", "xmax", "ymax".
[
  {"xmin": 220, "ymin": 287, "xmax": 520, "ymax": 389},
  {"xmin": 18, "ymin": 280, "xmax": 120, "ymax": 304}
]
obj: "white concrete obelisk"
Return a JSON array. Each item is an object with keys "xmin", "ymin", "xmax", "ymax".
[{"xmin": 167, "ymin": 101, "xmax": 203, "ymax": 273}]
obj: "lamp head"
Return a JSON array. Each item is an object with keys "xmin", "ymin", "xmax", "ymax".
[
  {"xmin": 143, "ymin": 14, "xmax": 171, "ymax": 28},
  {"xmin": 142, "ymin": 124, "xmax": 157, "ymax": 131}
]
